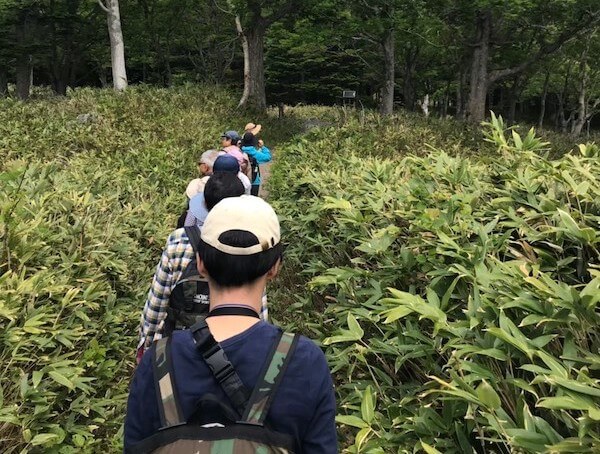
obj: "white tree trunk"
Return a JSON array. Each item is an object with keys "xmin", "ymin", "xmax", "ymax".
[
  {"xmin": 235, "ymin": 16, "xmax": 251, "ymax": 107},
  {"xmin": 100, "ymin": 0, "xmax": 128, "ymax": 91},
  {"xmin": 419, "ymin": 94, "xmax": 430, "ymax": 117}
]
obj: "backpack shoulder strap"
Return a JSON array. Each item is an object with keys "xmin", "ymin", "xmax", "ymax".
[
  {"xmin": 242, "ymin": 330, "xmax": 299, "ymax": 425},
  {"xmin": 190, "ymin": 319, "xmax": 250, "ymax": 416},
  {"xmin": 184, "ymin": 225, "xmax": 201, "ymax": 254},
  {"xmin": 153, "ymin": 337, "xmax": 185, "ymax": 429}
]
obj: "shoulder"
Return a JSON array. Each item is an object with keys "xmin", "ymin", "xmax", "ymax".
[
  {"xmin": 166, "ymin": 227, "xmax": 189, "ymax": 245},
  {"xmin": 291, "ymin": 335, "xmax": 328, "ymax": 368}
]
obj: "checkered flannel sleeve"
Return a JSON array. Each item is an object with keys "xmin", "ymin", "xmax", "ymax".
[{"xmin": 138, "ymin": 242, "xmax": 175, "ymax": 350}]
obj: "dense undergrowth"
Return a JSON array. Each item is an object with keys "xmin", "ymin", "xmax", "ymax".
[
  {"xmin": 1, "ymin": 86, "xmax": 598, "ymax": 453},
  {"xmin": 269, "ymin": 114, "xmax": 600, "ymax": 453}
]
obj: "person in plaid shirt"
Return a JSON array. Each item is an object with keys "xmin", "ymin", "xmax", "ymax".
[{"xmin": 137, "ymin": 171, "xmax": 268, "ymax": 360}]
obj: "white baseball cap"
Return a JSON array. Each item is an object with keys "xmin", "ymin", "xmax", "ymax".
[
  {"xmin": 201, "ymin": 195, "xmax": 280, "ymax": 255},
  {"xmin": 185, "ymin": 176, "xmax": 210, "ymax": 199}
]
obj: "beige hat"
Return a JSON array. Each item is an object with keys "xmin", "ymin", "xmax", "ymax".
[
  {"xmin": 185, "ymin": 176, "xmax": 210, "ymax": 199},
  {"xmin": 244, "ymin": 122, "xmax": 262, "ymax": 135},
  {"xmin": 201, "ymin": 195, "xmax": 280, "ymax": 255}
]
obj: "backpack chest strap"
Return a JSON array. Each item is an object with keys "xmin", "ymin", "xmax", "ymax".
[{"xmin": 190, "ymin": 319, "xmax": 250, "ymax": 416}]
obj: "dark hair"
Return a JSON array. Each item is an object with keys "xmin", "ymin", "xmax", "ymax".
[
  {"xmin": 241, "ymin": 132, "xmax": 258, "ymax": 148},
  {"xmin": 198, "ymin": 232, "xmax": 283, "ymax": 288},
  {"xmin": 204, "ymin": 172, "xmax": 244, "ymax": 211}
]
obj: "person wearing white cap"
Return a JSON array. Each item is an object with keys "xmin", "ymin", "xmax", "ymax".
[
  {"xmin": 137, "ymin": 174, "xmax": 272, "ymax": 362},
  {"xmin": 125, "ymin": 196, "xmax": 337, "ymax": 453}
]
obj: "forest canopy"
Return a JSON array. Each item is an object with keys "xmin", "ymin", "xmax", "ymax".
[{"xmin": 0, "ymin": 0, "xmax": 598, "ymax": 130}]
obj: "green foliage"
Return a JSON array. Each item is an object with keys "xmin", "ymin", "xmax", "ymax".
[
  {"xmin": 269, "ymin": 109, "xmax": 600, "ymax": 452},
  {"xmin": 1, "ymin": 86, "xmax": 597, "ymax": 452},
  {"xmin": 0, "ymin": 85, "xmax": 304, "ymax": 453}
]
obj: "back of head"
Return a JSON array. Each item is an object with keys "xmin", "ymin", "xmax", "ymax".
[
  {"xmin": 213, "ymin": 154, "xmax": 240, "ymax": 174},
  {"xmin": 204, "ymin": 172, "xmax": 244, "ymax": 211},
  {"xmin": 241, "ymin": 132, "xmax": 257, "ymax": 148},
  {"xmin": 199, "ymin": 195, "xmax": 282, "ymax": 288},
  {"xmin": 198, "ymin": 149, "xmax": 220, "ymax": 169},
  {"xmin": 221, "ymin": 130, "xmax": 241, "ymax": 144}
]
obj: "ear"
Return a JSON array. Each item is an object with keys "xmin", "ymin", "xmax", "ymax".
[
  {"xmin": 196, "ymin": 252, "xmax": 208, "ymax": 278},
  {"xmin": 265, "ymin": 258, "xmax": 282, "ymax": 281}
]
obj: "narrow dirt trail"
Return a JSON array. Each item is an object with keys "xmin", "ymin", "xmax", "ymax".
[{"xmin": 259, "ymin": 160, "xmax": 273, "ymax": 200}]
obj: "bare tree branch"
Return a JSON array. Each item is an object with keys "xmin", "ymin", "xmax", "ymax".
[
  {"xmin": 97, "ymin": 0, "xmax": 109, "ymax": 14},
  {"xmin": 488, "ymin": 11, "xmax": 600, "ymax": 84}
]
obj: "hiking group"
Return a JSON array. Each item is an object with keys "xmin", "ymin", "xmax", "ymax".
[{"xmin": 125, "ymin": 123, "xmax": 337, "ymax": 453}]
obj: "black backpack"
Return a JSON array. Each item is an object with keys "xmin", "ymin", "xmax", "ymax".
[
  {"xmin": 164, "ymin": 226, "xmax": 209, "ymax": 336},
  {"xmin": 128, "ymin": 319, "xmax": 299, "ymax": 454},
  {"xmin": 249, "ymin": 155, "xmax": 260, "ymax": 183}
]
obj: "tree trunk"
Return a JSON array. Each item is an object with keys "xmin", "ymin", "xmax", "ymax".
[
  {"xmin": 507, "ymin": 76, "xmax": 523, "ymax": 125},
  {"xmin": 456, "ymin": 68, "xmax": 468, "ymax": 119},
  {"xmin": 236, "ymin": 16, "xmax": 266, "ymax": 110},
  {"xmin": 419, "ymin": 94, "xmax": 430, "ymax": 117},
  {"xmin": 556, "ymin": 66, "xmax": 571, "ymax": 131},
  {"xmin": 380, "ymin": 27, "xmax": 395, "ymax": 116},
  {"xmin": 101, "ymin": 0, "xmax": 128, "ymax": 91},
  {"xmin": 537, "ymin": 71, "xmax": 550, "ymax": 129},
  {"xmin": 403, "ymin": 46, "xmax": 418, "ymax": 110},
  {"xmin": 466, "ymin": 10, "xmax": 492, "ymax": 123},
  {"xmin": 15, "ymin": 11, "xmax": 31, "ymax": 100},
  {"xmin": 571, "ymin": 36, "xmax": 591, "ymax": 137},
  {"xmin": 0, "ymin": 68, "xmax": 8, "ymax": 97}
]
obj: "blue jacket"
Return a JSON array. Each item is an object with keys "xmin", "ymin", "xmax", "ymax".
[{"xmin": 242, "ymin": 145, "xmax": 271, "ymax": 185}]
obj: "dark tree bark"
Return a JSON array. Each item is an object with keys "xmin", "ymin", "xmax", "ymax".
[
  {"xmin": 556, "ymin": 66, "xmax": 571, "ymax": 131},
  {"xmin": 403, "ymin": 46, "xmax": 418, "ymax": 110},
  {"xmin": 466, "ymin": 9, "xmax": 599, "ymax": 123},
  {"xmin": 380, "ymin": 27, "xmax": 395, "ymax": 116},
  {"xmin": 456, "ymin": 68, "xmax": 468, "ymax": 119},
  {"xmin": 49, "ymin": 0, "xmax": 78, "ymax": 96},
  {"xmin": 537, "ymin": 71, "xmax": 550, "ymax": 129},
  {"xmin": 0, "ymin": 68, "xmax": 7, "ymax": 97},
  {"xmin": 15, "ymin": 11, "xmax": 31, "ymax": 100},
  {"xmin": 466, "ymin": 10, "xmax": 492, "ymax": 123},
  {"xmin": 507, "ymin": 76, "xmax": 524, "ymax": 125}
]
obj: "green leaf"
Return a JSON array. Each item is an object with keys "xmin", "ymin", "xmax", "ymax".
[
  {"xmin": 30, "ymin": 433, "xmax": 59, "ymax": 446},
  {"xmin": 421, "ymin": 441, "xmax": 443, "ymax": 454},
  {"xmin": 48, "ymin": 371, "xmax": 74, "ymax": 390},
  {"xmin": 32, "ymin": 371, "xmax": 43, "ymax": 389},
  {"xmin": 347, "ymin": 314, "xmax": 364, "ymax": 339},
  {"xmin": 381, "ymin": 306, "xmax": 413, "ymax": 323},
  {"xmin": 336, "ymin": 415, "xmax": 368, "ymax": 429},
  {"xmin": 361, "ymin": 385, "xmax": 375, "ymax": 424},
  {"xmin": 476, "ymin": 380, "xmax": 501, "ymax": 410},
  {"xmin": 354, "ymin": 427, "xmax": 371, "ymax": 450}
]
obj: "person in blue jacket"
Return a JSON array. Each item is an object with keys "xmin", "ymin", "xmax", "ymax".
[{"xmin": 241, "ymin": 132, "xmax": 271, "ymax": 196}]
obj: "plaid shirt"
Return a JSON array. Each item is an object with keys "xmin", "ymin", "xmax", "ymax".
[{"xmin": 138, "ymin": 228, "xmax": 268, "ymax": 350}]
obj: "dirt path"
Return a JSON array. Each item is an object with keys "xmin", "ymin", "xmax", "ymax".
[{"xmin": 259, "ymin": 160, "xmax": 273, "ymax": 200}]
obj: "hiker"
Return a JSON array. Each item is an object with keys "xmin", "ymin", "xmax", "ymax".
[
  {"xmin": 244, "ymin": 121, "xmax": 261, "ymax": 136},
  {"xmin": 137, "ymin": 172, "xmax": 269, "ymax": 361},
  {"xmin": 176, "ymin": 149, "xmax": 220, "ymax": 228},
  {"xmin": 183, "ymin": 155, "xmax": 252, "ymax": 228},
  {"xmin": 198, "ymin": 149, "xmax": 221, "ymax": 177},
  {"xmin": 214, "ymin": 153, "xmax": 252, "ymax": 195},
  {"xmin": 125, "ymin": 196, "xmax": 337, "ymax": 453},
  {"xmin": 176, "ymin": 176, "xmax": 210, "ymax": 228},
  {"xmin": 220, "ymin": 130, "xmax": 242, "ymax": 154},
  {"xmin": 241, "ymin": 131, "xmax": 271, "ymax": 196}
]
